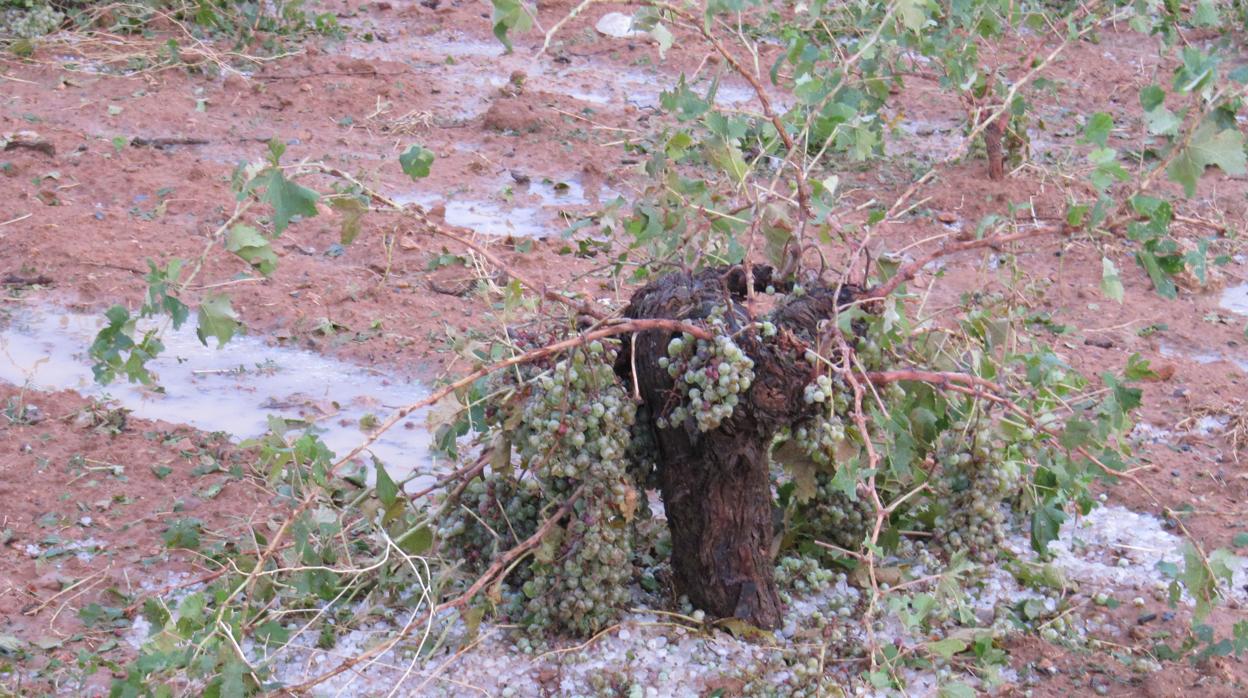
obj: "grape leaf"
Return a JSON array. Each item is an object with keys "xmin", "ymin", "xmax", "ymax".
[
  {"xmin": 142, "ymin": 259, "xmax": 189, "ymax": 329},
  {"xmin": 927, "ymin": 637, "xmax": 968, "ymax": 660},
  {"xmin": 225, "ymin": 225, "xmax": 277, "ymax": 276},
  {"xmin": 651, "ymin": 22, "xmax": 674, "ymax": 59},
  {"xmin": 1136, "ymin": 248, "xmax": 1178, "ymax": 299},
  {"xmin": 220, "ymin": 659, "xmax": 246, "ymax": 698},
  {"xmin": 1193, "ymin": 0, "xmax": 1220, "ymax": 26},
  {"xmin": 1144, "ymin": 105, "xmax": 1181, "ymax": 136},
  {"xmin": 937, "ymin": 682, "xmax": 976, "ymax": 698},
  {"xmin": 1139, "ymin": 85, "xmax": 1166, "ymax": 111},
  {"xmin": 1031, "ymin": 504, "xmax": 1066, "ymax": 553},
  {"xmin": 375, "ymin": 461, "xmax": 398, "ymax": 508},
  {"xmin": 162, "ymin": 518, "xmax": 202, "ymax": 550},
  {"xmin": 330, "ymin": 196, "xmax": 368, "ymax": 244},
  {"xmin": 1083, "ymin": 112, "xmax": 1113, "ymax": 147},
  {"xmin": 399, "ymin": 525, "xmax": 433, "ymax": 556},
  {"xmin": 400, "ymin": 145, "xmax": 435, "ymax": 180},
  {"xmin": 897, "ymin": 0, "xmax": 929, "ymax": 31},
  {"xmin": 490, "ymin": 0, "xmax": 532, "ymax": 53},
  {"xmin": 1168, "ymin": 121, "xmax": 1248, "ymax": 196},
  {"xmin": 196, "ymin": 294, "xmax": 240, "ymax": 347},
  {"xmin": 250, "ymin": 168, "xmax": 319, "ymax": 235},
  {"xmin": 1101, "ymin": 257, "xmax": 1124, "ymax": 303}
]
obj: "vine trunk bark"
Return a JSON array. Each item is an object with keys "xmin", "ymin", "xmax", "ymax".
[{"xmin": 617, "ymin": 266, "xmax": 854, "ymax": 629}]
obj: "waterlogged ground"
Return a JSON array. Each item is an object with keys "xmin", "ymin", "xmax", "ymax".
[{"xmin": 3, "ymin": 1, "xmax": 1248, "ymax": 696}]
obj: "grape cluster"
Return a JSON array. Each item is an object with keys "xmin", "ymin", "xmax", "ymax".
[
  {"xmin": 730, "ymin": 647, "xmax": 849, "ymax": 698},
  {"xmin": 435, "ymin": 476, "xmax": 543, "ymax": 572},
  {"xmin": 801, "ymin": 474, "xmax": 873, "ymax": 551},
  {"xmin": 623, "ymin": 405, "xmax": 660, "ymax": 490},
  {"xmin": 1, "ymin": 4, "xmax": 63, "ymax": 38},
  {"xmin": 774, "ymin": 555, "xmax": 860, "ymax": 635},
  {"xmin": 655, "ymin": 320, "xmax": 755, "ymax": 433},
  {"xmin": 931, "ymin": 419, "xmax": 1021, "ymax": 563},
  {"xmin": 437, "ymin": 341, "xmax": 646, "ymax": 637},
  {"xmin": 515, "ymin": 344, "xmax": 633, "ymax": 480}
]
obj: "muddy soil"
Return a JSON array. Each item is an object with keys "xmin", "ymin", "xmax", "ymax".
[{"xmin": 3, "ymin": 0, "xmax": 1248, "ymax": 695}]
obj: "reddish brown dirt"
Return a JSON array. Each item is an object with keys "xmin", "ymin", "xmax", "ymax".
[
  {"xmin": 0, "ymin": 383, "xmax": 277, "ymax": 695},
  {"xmin": 2, "ymin": 1, "xmax": 1248, "ymax": 695}
]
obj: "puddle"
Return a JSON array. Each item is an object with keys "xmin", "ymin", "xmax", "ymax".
[
  {"xmin": 330, "ymin": 26, "xmax": 780, "ymax": 114},
  {"xmin": 1159, "ymin": 341, "xmax": 1248, "ymax": 374},
  {"xmin": 0, "ymin": 308, "xmax": 438, "ymax": 485},
  {"xmin": 393, "ymin": 173, "xmax": 619, "ymax": 239},
  {"xmin": 392, "ymin": 191, "xmax": 556, "ymax": 238},
  {"xmin": 530, "ymin": 177, "xmax": 588, "ymax": 206},
  {"xmin": 1222, "ymin": 282, "xmax": 1248, "ymax": 316}
]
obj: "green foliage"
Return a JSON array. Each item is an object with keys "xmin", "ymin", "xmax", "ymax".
[
  {"xmin": 244, "ymin": 143, "xmax": 319, "ymax": 235},
  {"xmin": 89, "ymin": 305, "xmax": 164, "ymax": 386},
  {"xmin": 225, "ymin": 225, "xmax": 277, "ymax": 276},
  {"xmin": 161, "ymin": 517, "xmax": 203, "ymax": 550},
  {"xmin": 489, "ymin": 0, "xmax": 532, "ymax": 53},
  {"xmin": 196, "ymin": 294, "xmax": 240, "ymax": 347},
  {"xmin": 399, "ymin": 144, "xmax": 435, "ymax": 180}
]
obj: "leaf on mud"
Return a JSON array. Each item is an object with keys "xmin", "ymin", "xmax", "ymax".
[
  {"xmin": 330, "ymin": 196, "xmax": 369, "ymax": 244},
  {"xmin": 196, "ymin": 294, "xmax": 240, "ymax": 348},
  {"xmin": 651, "ymin": 23, "xmax": 674, "ymax": 59},
  {"xmin": 162, "ymin": 517, "xmax": 202, "ymax": 550},
  {"xmin": 225, "ymin": 225, "xmax": 277, "ymax": 276},
  {"xmin": 937, "ymin": 683, "xmax": 976, "ymax": 698},
  {"xmin": 714, "ymin": 618, "xmax": 774, "ymax": 642},
  {"xmin": 1100, "ymin": 257, "xmax": 1124, "ymax": 303},
  {"xmin": 0, "ymin": 634, "xmax": 23, "ymax": 655},
  {"xmin": 251, "ymin": 167, "xmax": 319, "ymax": 235},
  {"xmin": 926, "ymin": 637, "xmax": 968, "ymax": 660},
  {"xmin": 1082, "ymin": 112, "xmax": 1113, "ymax": 147},
  {"xmin": 400, "ymin": 144, "xmax": 436, "ymax": 180},
  {"xmin": 220, "ymin": 658, "xmax": 246, "ymax": 698},
  {"xmin": 1167, "ymin": 121, "xmax": 1248, "ymax": 196}
]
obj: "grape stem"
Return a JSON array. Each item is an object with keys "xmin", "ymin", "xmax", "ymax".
[
  {"xmin": 861, "ymin": 223, "xmax": 1070, "ymax": 301},
  {"xmin": 284, "ymin": 485, "xmax": 587, "ymax": 694}
]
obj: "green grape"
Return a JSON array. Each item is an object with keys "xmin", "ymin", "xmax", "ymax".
[
  {"xmin": 930, "ymin": 418, "xmax": 1020, "ymax": 563},
  {"xmin": 659, "ymin": 311, "xmax": 756, "ymax": 432}
]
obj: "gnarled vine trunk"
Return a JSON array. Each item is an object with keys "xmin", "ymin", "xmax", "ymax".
[{"xmin": 617, "ymin": 266, "xmax": 855, "ymax": 628}]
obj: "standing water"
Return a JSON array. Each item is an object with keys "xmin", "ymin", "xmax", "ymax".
[{"xmin": 0, "ymin": 307, "xmax": 439, "ymax": 485}]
